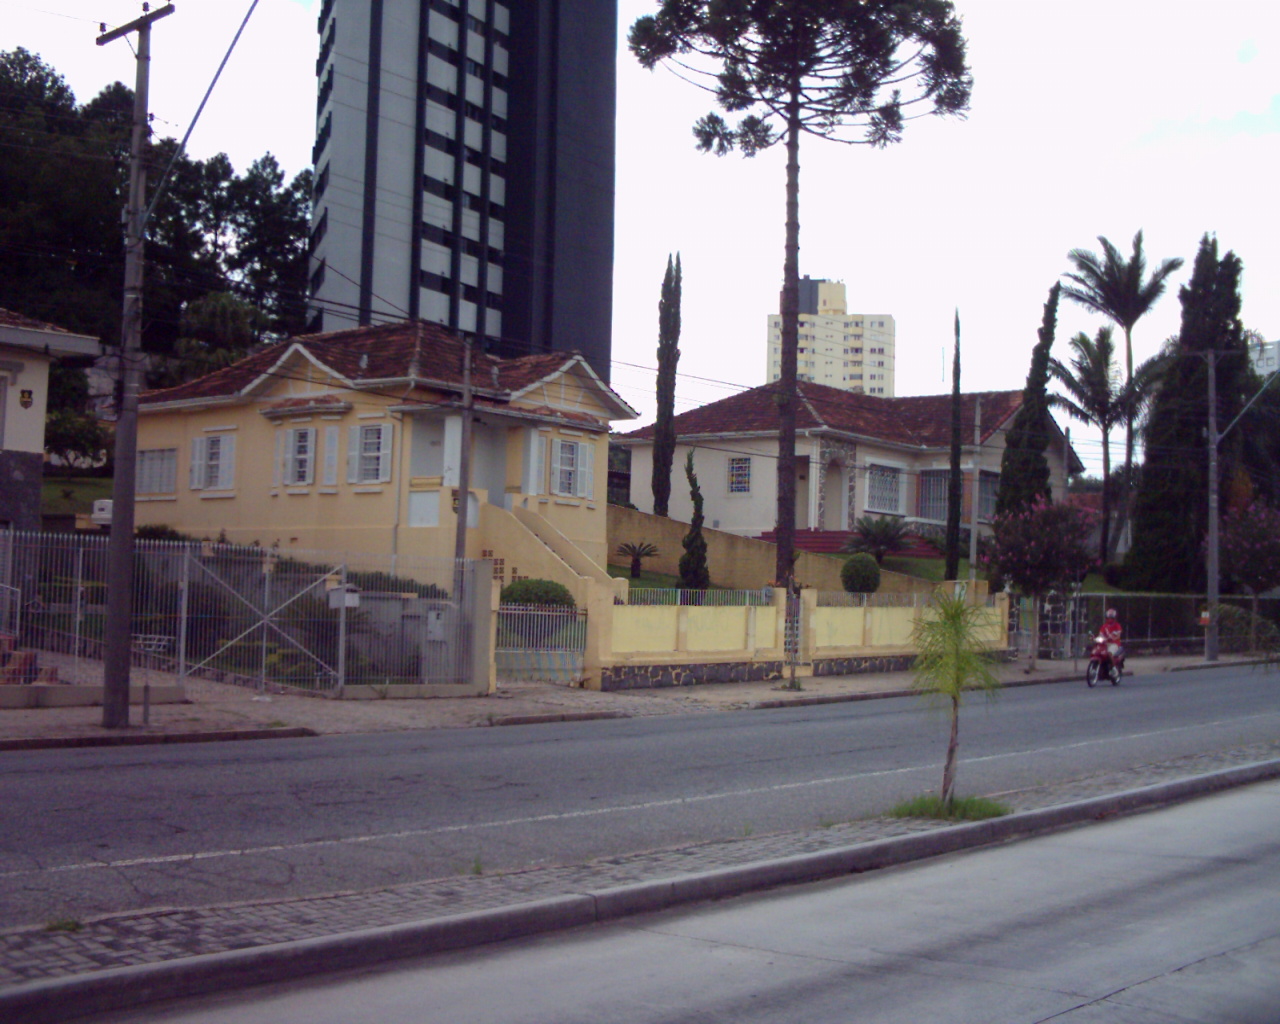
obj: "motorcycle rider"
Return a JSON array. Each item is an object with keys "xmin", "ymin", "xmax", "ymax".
[{"xmin": 1100, "ymin": 607, "xmax": 1125, "ymax": 673}]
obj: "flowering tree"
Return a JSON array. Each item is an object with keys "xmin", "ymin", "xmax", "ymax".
[
  {"xmin": 986, "ymin": 499, "xmax": 1096, "ymax": 669},
  {"xmin": 1220, "ymin": 500, "xmax": 1280, "ymax": 651}
]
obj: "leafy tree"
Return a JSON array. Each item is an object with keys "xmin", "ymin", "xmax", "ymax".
[
  {"xmin": 995, "ymin": 284, "xmax": 1060, "ymax": 517},
  {"xmin": 1220, "ymin": 500, "xmax": 1280, "ymax": 652},
  {"xmin": 911, "ymin": 590, "xmax": 1000, "ymax": 806},
  {"xmin": 631, "ymin": 0, "xmax": 971, "ymax": 586},
  {"xmin": 679, "ymin": 452, "xmax": 710, "ymax": 589},
  {"xmin": 841, "ymin": 553, "xmax": 880, "ymax": 594},
  {"xmin": 616, "ymin": 541, "xmax": 660, "ymax": 579},
  {"xmin": 499, "ymin": 579, "xmax": 575, "ymax": 607},
  {"xmin": 44, "ymin": 407, "xmax": 109, "ymax": 469},
  {"xmin": 1127, "ymin": 235, "xmax": 1254, "ymax": 592},
  {"xmin": 1063, "ymin": 231, "xmax": 1183, "ymax": 540},
  {"xmin": 1049, "ymin": 326, "xmax": 1167, "ymax": 561},
  {"xmin": 652, "ymin": 253, "xmax": 682, "ymax": 516},
  {"xmin": 987, "ymin": 499, "xmax": 1095, "ymax": 670},
  {"xmin": 842, "ymin": 514, "xmax": 910, "ymax": 565},
  {"xmin": 945, "ymin": 310, "xmax": 963, "ymax": 580}
]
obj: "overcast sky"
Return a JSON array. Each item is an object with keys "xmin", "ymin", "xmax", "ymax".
[{"xmin": 5, "ymin": 0, "xmax": 1279, "ymax": 474}]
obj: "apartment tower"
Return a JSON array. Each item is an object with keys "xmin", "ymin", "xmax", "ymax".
[
  {"xmin": 766, "ymin": 276, "xmax": 896, "ymax": 395},
  {"xmin": 308, "ymin": 0, "xmax": 616, "ymax": 379}
]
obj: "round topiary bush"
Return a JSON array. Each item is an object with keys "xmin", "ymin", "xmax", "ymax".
[
  {"xmin": 500, "ymin": 578, "xmax": 575, "ymax": 608},
  {"xmin": 841, "ymin": 553, "xmax": 881, "ymax": 594}
]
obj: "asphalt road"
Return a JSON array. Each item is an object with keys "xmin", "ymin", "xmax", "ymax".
[
  {"xmin": 1, "ymin": 665, "xmax": 1277, "ymax": 928},
  {"xmin": 91, "ymin": 778, "xmax": 1280, "ymax": 1024}
]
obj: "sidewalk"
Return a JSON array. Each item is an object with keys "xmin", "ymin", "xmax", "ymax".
[
  {"xmin": 3, "ymin": 740, "xmax": 1278, "ymax": 1024},
  {"xmin": 0, "ymin": 651, "xmax": 1256, "ymax": 749}
]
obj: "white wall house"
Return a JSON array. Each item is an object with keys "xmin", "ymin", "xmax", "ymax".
[
  {"xmin": 617, "ymin": 381, "xmax": 1081, "ymax": 540},
  {"xmin": 0, "ymin": 309, "xmax": 101, "ymax": 530}
]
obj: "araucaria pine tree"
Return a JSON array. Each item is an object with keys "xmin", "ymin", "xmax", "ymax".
[
  {"xmin": 631, "ymin": 1, "xmax": 971, "ymax": 586},
  {"xmin": 995, "ymin": 284, "xmax": 1061, "ymax": 517},
  {"xmin": 1126, "ymin": 235, "xmax": 1251, "ymax": 592},
  {"xmin": 945, "ymin": 310, "xmax": 963, "ymax": 580},
  {"xmin": 679, "ymin": 451, "xmax": 711, "ymax": 590},
  {"xmin": 652, "ymin": 254, "xmax": 682, "ymax": 516}
]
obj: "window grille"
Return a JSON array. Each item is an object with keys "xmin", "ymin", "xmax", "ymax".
[
  {"xmin": 728, "ymin": 457, "xmax": 751, "ymax": 494},
  {"xmin": 866, "ymin": 465, "xmax": 900, "ymax": 514},
  {"xmin": 918, "ymin": 470, "xmax": 948, "ymax": 522}
]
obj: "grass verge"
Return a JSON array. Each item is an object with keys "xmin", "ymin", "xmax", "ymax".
[{"xmin": 888, "ymin": 794, "xmax": 1009, "ymax": 821}]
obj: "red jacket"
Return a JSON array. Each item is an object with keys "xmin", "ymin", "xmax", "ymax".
[{"xmin": 1101, "ymin": 619, "xmax": 1123, "ymax": 643}]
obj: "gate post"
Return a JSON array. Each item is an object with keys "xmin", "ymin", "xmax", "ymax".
[
  {"xmin": 177, "ymin": 543, "xmax": 190, "ymax": 685},
  {"xmin": 336, "ymin": 562, "xmax": 348, "ymax": 696},
  {"xmin": 581, "ymin": 578, "xmax": 614, "ymax": 691}
]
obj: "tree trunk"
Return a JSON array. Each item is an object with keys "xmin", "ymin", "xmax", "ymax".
[
  {"xmin": 1251, "ymin": 591, "xmax": 1259, "ymax": 653},
  {"xmin": 941, "ymin": 694, "xmax": 960, "ymax": 805},
  {"xmin": 1026, "ymin": 597, "xmax": 1038, "ymax": 671},
  {"xmin": 1113, "ymin": 325, "xmax": 1136, "ymax": 561},
  {"xmin": 774, "ymin": 85, "xmax": 801, "ymax": 587},
  {"xmin": 1099, "ymin": 425, "xmax": 1111, "ymax": 564}
]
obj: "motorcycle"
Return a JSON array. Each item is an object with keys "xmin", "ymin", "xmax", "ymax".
[{"xmin": 1086, "ymin": 634, "xmax": 1123, "ymax": 687}]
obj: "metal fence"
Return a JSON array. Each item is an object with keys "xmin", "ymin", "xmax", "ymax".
[
  {"xmin": 1011, "ymin": 591, "xmax": 1280, "ymax": 659},
  {"xmin": 0, "ymin": 529, "xmax": 488, "ymax": 693},
  {"xmin": 0, "ymin": 583, "xmax": 18, "ymax": 640},
  {"xmin": 625, "ymin": 588, "xmax": 774, "ymax": 607},
  {"xmin": 816, "ymin": 589, "xmax": 998, "ymax": 608},
  {"xmin": 495, "ymin": 604, "xmax": 587, "ymax": 684}
]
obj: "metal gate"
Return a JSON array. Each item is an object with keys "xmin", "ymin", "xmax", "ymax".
[{"xmin": 495, "ymin": 604, "xmax": 587, "ymax": 683}]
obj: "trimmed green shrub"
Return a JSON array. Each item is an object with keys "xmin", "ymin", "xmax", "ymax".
[
  {"xmin": 841, "ymin": 553, "xmax": 881, "ymax": 594},
  {"xmin": 500, "ymin": 578, "xmax": 575, "ymax": 608}
]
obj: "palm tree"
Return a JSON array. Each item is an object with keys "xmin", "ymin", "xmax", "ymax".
[
  {"xmin": 1062, "ymin": 231, "xmax": 1183, "ymax": 522},
  {"xmin": 911, "ymin": 590, "xmax": 1000, "ymax": 806},
  {"xmin": 616, "ymin": 541, "xmax": 659, "ymax": 579},
  {"xmin": 842, "ymin": 515, "xmax": 911, "ymax": 565},
  {"xmin": 1049, "ymin": 328, "xmax": 1167, "ymax": 560}
]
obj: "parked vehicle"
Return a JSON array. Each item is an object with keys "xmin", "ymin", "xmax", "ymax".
[{"xmin": 1086, "ymin": 633, "xmax": 1123, "ymax": 687}]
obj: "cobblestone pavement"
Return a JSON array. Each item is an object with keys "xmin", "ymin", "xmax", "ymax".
[{"xmin": 2, "ymin": 739, "xmax": 1278, "ymax": 990}]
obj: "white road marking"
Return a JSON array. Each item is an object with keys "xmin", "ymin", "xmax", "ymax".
[{"xmin": 4, "ymin": 712, "xmax": 1276, "ymax": 879}]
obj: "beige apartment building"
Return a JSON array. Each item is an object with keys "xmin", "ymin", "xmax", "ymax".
[{"xmin": 766, "ymin": 276, "xmax": 895, "ymax": 396}]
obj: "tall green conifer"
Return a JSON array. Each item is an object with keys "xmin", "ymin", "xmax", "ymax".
[
  {"xmin": 945, "ymin": 310, "xmax": 963, "ymax": 580},
  {"xmin": 652, "ymin": 254, "xmax": 681, "ymax": 516},
  {"xmin": 996, "ymin": 285, "xmax": 1060, "ymax": 517}
]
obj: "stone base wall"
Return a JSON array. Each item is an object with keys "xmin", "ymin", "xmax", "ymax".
[
  {"xmin": 0, "ymin": 451, "xmax": 42, "ymax": 531},
  {"xmin": 811, "ymin": 654, "xmax": 916, "ymax": 677},
  {"xmin": 600, "ymin": 661, "xmax": 785, "ymax": 691}
]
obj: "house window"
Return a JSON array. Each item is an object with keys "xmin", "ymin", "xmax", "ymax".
[
  {"xmin": 282, "ymin": 427, "xmax": 316, "ymax": 485},
  {"xmin": 728, "ymin": 457, "xmax": 751, "ymax": 494},
  {"xmin": 348, "ymin": 423, "xmax": 394, "ymax": 483},
  {"xmin": 866, "ymin": 464, "xmax": 901, "ymax": 514},
  {"xmin": 137, "ymin": 448, "xmax": 177, "ymax": 495},
  {"xmin": 918, "ymin": 470, "xmax": 948, "ymax": 522},
  {"xmin": 190, "ymin": 434, "xmax": 235, "ymax": 490},
  {"xmin": 550, "ymin": 438, "xmax": 594, "ymax": 498},
  {"xmin": 979, "ymin": 470, "xmax": 999, "ymax": 521}
]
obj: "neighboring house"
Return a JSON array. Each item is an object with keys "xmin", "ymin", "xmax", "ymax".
[
  {"xmin": 617, "ymin": 381, "xmax": 1082, "ymax": 540},
  {"xmin": 0, "ymin": 309, "xmax": 101, "ymax": 531},
  {"xmin": 134, "ymin": 321, "xmax": 636, "ymax": 593}
]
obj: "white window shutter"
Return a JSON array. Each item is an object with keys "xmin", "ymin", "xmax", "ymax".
[
  {"xmin": 273, "ymin": 430, "xmax": 284, "ymax": 486},
  {"xmin": 533, "ymin": 435, "xmax": 547, "ymax": 496},
  {"xmin": 303, "ymin": 429, "xmax": 315, "ymax": 484},
  {"xmin": 189, "ymin": 438, "xmax": 205, "ymax": 490},
  {"xmin": 549, "ymin": 439, "xmax": 562, "ymax": 496},
  {"xmin": 323, "ymin": 426, "xmax": 338, "ymax": 485},
  {"xmin": 377, "ymin": 423, "xmax": 394, "ymax": 483},
  {"xmin": 219, "ymin": 436, "xmax": 236, "ymax": 489},
  {"xmin": 579, "ymin": 441, "xmax": 595, "ymax": 499},
  {"xmin": 347, "ymin": 425, "xmax": 360, "ymax": 483}
]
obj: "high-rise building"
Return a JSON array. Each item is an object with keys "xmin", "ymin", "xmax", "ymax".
[
  {"xmin": 308, "ymin": 0, "xmax": 616, "ymax": 379},
  {"xmin": 766, "ymin": 276, "xmax": 896, "ymax": 396}
]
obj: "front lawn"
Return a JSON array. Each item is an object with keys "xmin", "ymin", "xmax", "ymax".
[{"xmin": 41, "ymin": 474, "xmax": 113, "ymax": 516}]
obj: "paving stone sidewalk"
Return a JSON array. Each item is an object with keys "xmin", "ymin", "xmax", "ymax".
[{"xmin": 3, "ymin": 739, "xmax": 1278, "ymax": 991}]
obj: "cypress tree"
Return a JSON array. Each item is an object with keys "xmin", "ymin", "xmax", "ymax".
[
  {"xmin": 995, "ymin": 284, "xmax": 1060, "ymax": 517},
  {"xmin": 652, "ymin": 254, "xmax": 681, "ymax": 516},
  {"xmin": 679, "ymin": 451, "xmax": 710, "ymax": 589},
  {"xmin": 944, "ymin": 309, "xmax": 963, "ymax": 580},
  {"xmin": 1126, "ymin": 235, "xmax": 1250, "ymax": 592}
]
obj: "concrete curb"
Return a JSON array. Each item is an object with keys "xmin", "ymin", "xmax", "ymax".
[
  {"xmin": 5, "ymin": 757, "xmax": 1278, "ymax": 1024},
  {"xmin": 0, "ymin": 727, "xmax": 316, "ymax": 752},
  {"xmin": 490, "ymin": 710, "xmax": 630, "ymax": 727}
]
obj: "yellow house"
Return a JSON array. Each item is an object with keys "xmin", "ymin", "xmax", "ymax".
[{"xmin": 135, "ymin": 321, "xmax": 636, "ymax": 595}]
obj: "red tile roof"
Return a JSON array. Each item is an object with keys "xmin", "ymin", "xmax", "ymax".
[
  {"xmin": 619, "ymin": 380, "xmax": 1024, "ymax": 450},
  {"xmin": 139, "ymin": 321, "xmax": 633, "ymax": 420},
  {"xmin": 0, "ymin": 307, "xmax": 80, "ymax": 334}
]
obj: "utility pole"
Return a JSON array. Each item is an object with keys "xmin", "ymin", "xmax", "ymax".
[
  {"xmin": 1205, "ymin": 351, "xmax": 1220, "ymax": 662},
  {"xmin": 453, "ymin": 335, "xmax": 473, "ymax": 571},
  {"xmin": 968, "ymin": 396, "xmax": 981, "ymax": 582},
  {"xmin": 98, "ymin": 3, "xmax": 175, "ymax": 729}
]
